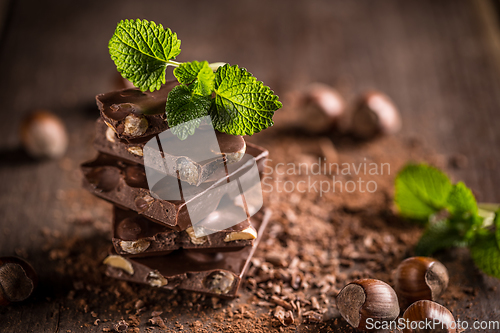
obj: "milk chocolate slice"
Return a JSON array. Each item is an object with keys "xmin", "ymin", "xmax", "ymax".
[
  {"xmin": 112, "ymin": 206, "xmax": 258, "ymax": 257},
  {"xmin": 93, "ymin": 118, "xmax": 247, "ymax": 185},
  {"xmin": 104, "ymin": 209, "xmax": 271, "ymax": 299}
]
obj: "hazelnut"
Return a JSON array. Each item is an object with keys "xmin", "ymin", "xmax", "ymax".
[
  {"xmin": 124, "ymin": 165, "xmax": 148, "ymax": 188},
  {"xmin": 116, "ymin": 217, "xmax": 144, "ymax": 240},
  {"xmin": 0, "ymin": 257, "xmax": 38, "ymax": 306},
  {"xmin": 224, "ymin": 226, "xmax": 257, "ymax": 242},
  {"xmin": 336, "ymin": 278, "xmax": 399, "ymax": 331},
  {"xmin": 134, "ymin": 195, "xmax": 154, "ymax": 212},
  {"xmin": 299, "ymin": 83, "xmax": 345, "ymax": 133},
  {"xmin": 105, "ymin": 126, "xmax": 116, "ymax": 143},
  {"xmin": 86, "ymin": 166, "xmax": 121, "ymax": 192},
  {"xmin": 123, "ymin": 114, "xmax": 148, "ymax": 137},
  {"xmin": 204, "ymin": 271, "xmax": 235, "ymax": 295},
  {"xmin": 119, "ymin": 239, "xmax": 150, "ymax": 254},
  {"xmin": 147, "ymin": 270, "xmax": 168, "ymax": 287},
  {"xmin": 127, "ymin": 146, "xmax": 143, "ymax": 156},
  {"xmin": 351, "ymin": 91, "xmax": 401, "ymax": 139},
  {"xmin": 186, "ymin": 227, "xmax": 208, "ymax": 245},
  {"xmin": 103, "ymin": 255, "xmax": 134, "ymax": 275},
  {"xmin": 20, "ymin": 110, "xmax": 68, "ymax": 159},
  {"xmin": 395, "ymin": 257, "xmax": 449, "ymax": 306},
  {"xmin": 402, "ymin": 300, "xmax": 456, "ymax": 333}
]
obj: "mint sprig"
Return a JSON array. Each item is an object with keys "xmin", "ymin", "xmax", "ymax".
[
  {"xmin": 395, "ymin": 164, "xmax": 452, "ymax": 221},
  {"xmin": 394, "ymin": 163, "xmax": 500, "ymax": 279},
  {"xmin": 109, "ymin": 19, "xmax": 181, "ymax": 92},
  {"xmin": 109, "ymin": 20, "xmax": 282, "ymax": 138}
]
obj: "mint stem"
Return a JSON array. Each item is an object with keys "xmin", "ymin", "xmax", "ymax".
[
  {"xmin": 167, "ymin": 60, "xmax": 182, "ymax": 67},
  {"xmin": 208, "ymin": 62, "xmax": 226, "ymax": 71},
  {"xmin": 478, "ymin": 203, "xmax": 499, "ymax": 228}
]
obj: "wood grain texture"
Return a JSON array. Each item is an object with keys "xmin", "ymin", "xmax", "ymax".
[{"xmin": 0, "ymin": 0, "xmax": 500, "ymax": 331}]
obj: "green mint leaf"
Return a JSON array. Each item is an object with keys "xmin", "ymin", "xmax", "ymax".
[
  {"xmin": 109, "ymin": 19, "xmax": 181, "ymax": 92},
  {"xmin": 173, "ymin": 61, "xmax": 214, "ymax": 96},
  {"xmin": 174, "ymin": 61, "xmax": 208, "ymax": 85},
  {"xmin": 470, "ymin": 231, "xmax": 500, "ymax": 278},
  {"xmin": 210, "ymin": 64, "xmax": 282, "ymax": 135},
  {"xmin": 395, "ymin": 164, "xmax": 453, "ymax": 221},
  {"xmin": 415, "ymin": 219, "xmax": 467, "ymax": 256},
  {"xmin": 165, "ymin": 85, "xmax": 211, "ymax": 140},
  {"xmin": 447, "ymin": 182, "xmax": 478, "ymax": 217},
  {"xmin": 192, "ymin": 64, "xmax": 215, "ymax": 96}
]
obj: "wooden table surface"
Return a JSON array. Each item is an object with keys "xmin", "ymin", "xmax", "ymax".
[{"xmin": 1, "ymin": 0, "xmax": 500, "ymax": 332}]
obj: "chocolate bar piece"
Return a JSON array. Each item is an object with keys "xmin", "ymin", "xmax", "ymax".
[
  {"xmin": 94, "ymin": 118, "xmax": 247, "ymax": 185},
  {"xmin": 104, "ymin": 209, "xmax": 271, "ymax": 298},
  {"xmin": 96, "ymin": 82, "xmax": 177, "ymax": 141},
  {"xmin": 112, "ymin": 205, "xmax": 259, "ymax": 257},
  {"xmin": 81, "ymin": 144, "xmax": 268, "ymax": 231}
]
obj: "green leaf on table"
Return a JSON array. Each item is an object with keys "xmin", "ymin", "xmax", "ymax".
[
  {"xmin": 109, "ymin": 19, "xmax": 181, "ymax": 92},
  {"xmin": 394, "ymin": 164, "xmax": 453, "ymax": 221},
  {"xmin": 415, "ymin": 219, "xmax": 468, "ymax": 256},
  {"xmin": 470, "ymin": 231, "xmax": 500, "ymax": 279},
  {"xmin": 165, "ymin": 85, "xmax": 211, "ymax": 140},
  {"xmin": 447, "ymin": 182, "xmax": 478, "ymax": 218},
  {"xmin": 210, "ymin": 64, "xmax": 282, "ymax": 135}
]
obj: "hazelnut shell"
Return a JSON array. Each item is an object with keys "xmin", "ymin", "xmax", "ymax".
[
  {"xmin": 0, "ymin": 257, "xmax": 38, "ymax": 305},
  {"xmin": 395, "ymin": 257, "xmax": 449, "ymax": 306},
  {"xmin": 336, "ymin": 278, "xmax": 399, "ymax": 330},
  {"xmin": 402, "ymin": 300, "xmax": 456, "ymax": 333}
]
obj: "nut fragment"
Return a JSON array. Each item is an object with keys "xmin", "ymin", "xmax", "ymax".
[
  {"xmin": 224, "ymin": 226, "xmax": 257, "ymax": 242},
  {"xmin": 123, "ymin": 114, "xmax": 148, "ymax": 137},
  {"xmin": 134, "ymin": 195, "xmax": 154, "ymax": 212},
  {"xmin": 147, "ymin": 270, "xmax": 168, "ymax": 287},
  {"xmin": 105, "ymin": 126, "xmax": 116, "ymax": 143},
  {"xmin": 204, "ymin": 271, "xmax": 235, "ymax": 295},
  {"xmin": 119, "ymin": 239, "xmax": 150, "ymax": 254},
  {"xmin": 176, "ymin": 157, "xmax": 199, "ymax": 185},
  {"xmin": 186, "ymin": 227, "xmax": 208, "ymax": 245},
  {"xmin": 103, "ymin": 255, "xmax": 134, "ymax": 275},
  {"xmin": 127, "ymin": 146, "xmax": 143, "ymax": 156}
]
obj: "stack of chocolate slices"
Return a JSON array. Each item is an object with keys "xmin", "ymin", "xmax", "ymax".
[{"xmin": 81, "ymin": 83, "xmax": 271, "ymax": 298}]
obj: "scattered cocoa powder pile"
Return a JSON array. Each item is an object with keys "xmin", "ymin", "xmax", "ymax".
[{"xmin": 8, "ymin": 104, "xmax": 484, "ymax": 332}]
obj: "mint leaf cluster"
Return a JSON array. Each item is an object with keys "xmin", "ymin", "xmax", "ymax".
[
  {"xmin": 395, "ymin": 163, "xmax": 500, "ymax": 279},
  {"xmin": 109, "ymin": 19, "xmax": 282, "ymax": 138}
]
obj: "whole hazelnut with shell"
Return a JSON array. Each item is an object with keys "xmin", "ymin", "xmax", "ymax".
[
  {"xmin": 402, "ymin": 300, "xmax": 456, "ymax": 333},
  {"xmin": 395, "ymin": 257, "xmax": 449, "ymax": 306},
  {"xmin": 299, "ymin": 83, "xmax": 345, "ymax": 133},
  {"xmin": 0, "ymin": 257, "xmax": 38, "ymax": 306},
  {"xmin": 20, "ymin": 110, "xmax": 68, "ymax": 159},
  {"xmin": 351, "ymin": 91, "xmax": 401, "ymax": 139},
  {"xmin": 336, "ymin": 278, "xmax": 400, "ymax": 331}
]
